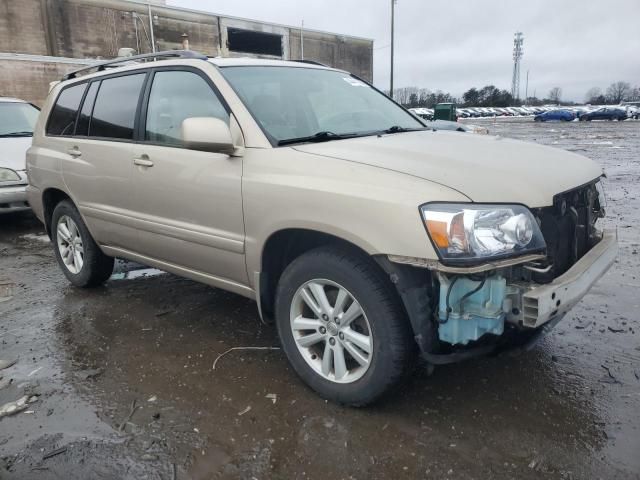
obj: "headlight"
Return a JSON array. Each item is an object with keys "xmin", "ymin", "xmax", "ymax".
[
  {"xmin": 421, "ymin": 203, "xmax": 546, "ymax": 263},
  {"xmin": 0, "ymin": 167, "xmax": 20, "ymax": 182}
]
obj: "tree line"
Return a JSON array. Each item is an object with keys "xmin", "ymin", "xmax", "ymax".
[
  {"xmin": 583, "ymin": 82, "xmax": 639, "ymax": 105},
  {"xmin": 389, "ymin": 81, "xmax": 639, "ymax": 108}
]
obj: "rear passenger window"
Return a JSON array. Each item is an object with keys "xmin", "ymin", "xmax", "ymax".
[
  {"xmin": 90, "ymin": 73, "xmax": 146, "ymax": 140},
  {"xmin": 46, "ymin": 83, "xmax": 86, "ymax": 136},
  {"xmin": 75, "ymin": 82, "xmax": 99, "ymax": 136},
  {"xmin": 145, "ymin": 70, "xmax": 229, "ymax": 146}
]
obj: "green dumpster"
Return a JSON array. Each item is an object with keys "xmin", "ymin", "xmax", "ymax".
[{"xmin": 433, "ymin": 103, "xmax": 457, "ymax": 121}]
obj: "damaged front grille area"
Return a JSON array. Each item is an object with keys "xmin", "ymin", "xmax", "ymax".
[{"xmin": 532, "ymin": 180, "xmax": 605, "ymax": 283}]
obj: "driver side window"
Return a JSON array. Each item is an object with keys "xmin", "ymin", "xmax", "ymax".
[{"xmin": 145, "ymin": 70, "xmax": 229, "ymax": 146}]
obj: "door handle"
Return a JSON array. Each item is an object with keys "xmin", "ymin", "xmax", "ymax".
[
  {"xmin": 67, "ymin": 147, "xmax": 82, "ymax": 157},
  {"xmin": 133, "ymin": 156, "xmax": 154, "ymax": 167}
]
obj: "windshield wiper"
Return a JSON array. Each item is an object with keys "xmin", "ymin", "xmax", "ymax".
[
  {"xmin": 277, "ymin": 131, "xmax": 360, "ymax": 146},
  {"xmin": 381, "ymin": 125, "xmax": 427, "ymax": 134},
  {"xmin": 0, "ymin": 131, "xmax": 33, "ymax": 137}
]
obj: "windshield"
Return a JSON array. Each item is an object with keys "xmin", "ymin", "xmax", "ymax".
[
  {"xmin": 0, "ymin": 102, "xmax": 40, "ymax": 137},
  {"xmin": 221, "ymin": 66, "xmax": 424, "ymax": 144}
]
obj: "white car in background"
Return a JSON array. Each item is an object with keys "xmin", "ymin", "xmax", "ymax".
[
  {"xmin": 0, "ymin": 97, "xmax": 39, "ymax": 213},
  {"xmin": 622, "ymin": 105, "xmax": 639, "ymax": 119}
]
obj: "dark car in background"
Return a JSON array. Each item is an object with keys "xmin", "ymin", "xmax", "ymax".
[
  {"xmin": 534, "ymin": 109, "xmax": 576, "ymax": 122},
  {"xmin": 579, "ymin": 107, "xmax": 627, "ymax": 121}
]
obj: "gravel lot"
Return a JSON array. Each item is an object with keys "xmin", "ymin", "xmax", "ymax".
[{"xmin": 1, "ymin": 118, "xmax": 638, "ymax": 479}]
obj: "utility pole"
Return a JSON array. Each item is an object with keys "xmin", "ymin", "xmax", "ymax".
[
  {"xmin": 525, "ymin": 69, "xmax": 529, "ymax": 105},
  {"xmin": 511, "ymin": 32, "xmax": 524, "ymax": 101},
  {"xmin": 301, "ymin": 20, "xmax": 304, "ymax": 60},
  {"xmin": 148, "ymin": 2, "xmax": 156, "ymax": 53},
  {"xmin": 132, "ymin": 13, "xmax": 139, "ymax": 54},
  {"xmin": 390, "ymin": 0, "xmax": 396, "ymax": 98}
]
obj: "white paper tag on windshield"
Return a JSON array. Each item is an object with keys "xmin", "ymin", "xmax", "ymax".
[{"xmin": 343, "ymin": 77, "xmax": 367, "ymax": 87}]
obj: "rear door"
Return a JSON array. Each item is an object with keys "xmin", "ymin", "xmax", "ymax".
[
  {"xmin": 129, "ymin": 67, "xmax": 247, "ymax": 286},
  {"xmin": 61, "ymin": 71, "xmax": 148, "ymax": 249}
]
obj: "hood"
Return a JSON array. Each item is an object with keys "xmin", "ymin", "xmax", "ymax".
[
  {"xmin": 293, "ymin": 130, "xmax": 603, "ymax": 207},
  {"xmin": 1, "ymin": 136, "xmax": 32, "ymax": 171}
]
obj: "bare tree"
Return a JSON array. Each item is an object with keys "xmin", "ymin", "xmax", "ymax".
[
  {"xmin": 584, "ymin": 87, "xmax": 602, "ymax": 104},
  {"xmin": 606, "ymin": 81, "xmax": 631, "ymax": 104},
  {"xmin": 548, "ymin": 87, "xmax": 562, "ymax": 104}
]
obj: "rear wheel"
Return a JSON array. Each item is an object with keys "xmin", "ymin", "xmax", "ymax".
[
  {"xmin": 275, "ymin": 246, "xmax": 414, "ymax": 406},
  {"xmin": 51, "ymin": 200, "xmax": 114, "ymax": 287}
]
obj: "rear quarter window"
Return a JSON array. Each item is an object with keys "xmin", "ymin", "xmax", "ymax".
[{"xmin": 46, "ymin": 83, "xmax": 86, "ymax": 136}]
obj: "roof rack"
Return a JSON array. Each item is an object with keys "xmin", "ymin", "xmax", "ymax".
[
  {"xmin": 291, "ymin": 59, "xmax": 330, "ymax": 67},
  {"xmin": 62, "ymin": 50, "xmax": 208, "ymax": 80}
]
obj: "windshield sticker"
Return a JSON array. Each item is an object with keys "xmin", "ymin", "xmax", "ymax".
[{"xmin": 343, "ymin": 77, "xmax": 367, "ymax": 87}]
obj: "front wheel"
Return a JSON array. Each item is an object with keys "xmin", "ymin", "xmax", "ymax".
[
  {"xmin": 51, "ymin": 200, "xmax": 114, "ymax": 287},
  {"xmin": 275, "ymin": 246, "xmax": 414, "ymax": 406}
]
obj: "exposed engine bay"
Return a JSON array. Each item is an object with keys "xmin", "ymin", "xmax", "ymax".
[{"xmin": 434, "ymin": 180, "xmax": 607, "ymax": 346}]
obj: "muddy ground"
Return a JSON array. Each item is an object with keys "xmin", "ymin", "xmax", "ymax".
[{"xmin": 0, "ymin": 118, "xmax": 638, "ymax": 480}]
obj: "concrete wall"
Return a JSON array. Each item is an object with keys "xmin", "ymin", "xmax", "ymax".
[
  {"xmin": 30, "ymin": 0, "xmax": 220, "ymax": 58},
  {"xmin": 0, "ymin": 56, "xmax": 95, "ymax": 106},
  {"xmin": 289, "ymin": 30, "xmax": 373, "ymax": 82},
  {"xmin": 0, "ymin": 0, "xmax": 373, "ymax": 102},
  {"xmin": 0, "ymin": 0, "xmax": 372, "ymax": 73},
  {"xmin": 0, "ymin": 0, "xmax": 50, "ymax": 56}
]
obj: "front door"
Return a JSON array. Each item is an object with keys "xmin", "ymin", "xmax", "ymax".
[{"xmin": 129, "ymin": 68, "xmax": 247, "ymax": 287}]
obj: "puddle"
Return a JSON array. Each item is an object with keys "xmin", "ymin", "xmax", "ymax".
[
  {"xmin": 20, "ymin": 233, "xmax": 51, "ymax": 243},
  {"xmin": 109, "ymin": 268, "xmax": 167, "ymax": 280}
]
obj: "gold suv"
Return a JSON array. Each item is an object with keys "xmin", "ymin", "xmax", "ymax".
[{"xmin": 27, "ymin": 51, "xmax": 617, "ymax": 405}]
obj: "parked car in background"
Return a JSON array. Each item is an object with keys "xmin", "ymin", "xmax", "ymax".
[
  {"xmin": 534, "ymin": 109, "xmax": 576, "ymax": 122},
  {"xmin": 408, "ymin": 107, "xmax": 434, "ymax": 121},
  {"xmin": 579, "ymin": 107, "xmax": 627, "ymax": 121},
  {"xmin": 0, "ymin": 97, "xmax": 39, "ymax": 213},
  {"xmin": 621, "ymin": 105, "xmax": 639, "ymax": 119},
  {"xmin": 423, "ymin": 119, "xmax": 489, "ymax": 134},
  {"xmin": 27, "ymin": 51, "xmax": 617, "ymax": 405}
]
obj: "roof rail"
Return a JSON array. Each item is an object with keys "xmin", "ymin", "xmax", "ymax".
[
  {"xmin": 291, "ymin": 59, "xmax": 330, "ymax": 67},
  {"xmin": 62, "ymin": 50, "xmax": 208, "ymax": 80}
]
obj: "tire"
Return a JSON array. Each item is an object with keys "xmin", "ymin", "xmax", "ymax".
[
  {"xmin": 274, "ymin": 246, "xmax": 415, "ymax": 406},
  {"xmin": 51, "ymin": 200, "xmax": 114, "ymax": 287}
]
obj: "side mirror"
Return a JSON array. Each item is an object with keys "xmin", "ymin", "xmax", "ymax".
[{"xmin": 181, "ymin": 117, "xmax": 235, "ymax": 155}]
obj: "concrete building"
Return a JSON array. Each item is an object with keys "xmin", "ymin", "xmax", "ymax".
[{"xmin": 0, "ymin": 0, "xmax": 373, "ymax": 105}]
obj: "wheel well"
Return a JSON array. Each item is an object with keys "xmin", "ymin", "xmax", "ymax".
[
  {"xmin": 42, "ymin": 188, "xmax": 71, "ymax": 237},
  {"xmin": 259, "ymin": 228, "xmax": 437, "ymax": 354},
  {"xmin": 259, "ymin": 229, "xmax": 373, "ymax": 320}
]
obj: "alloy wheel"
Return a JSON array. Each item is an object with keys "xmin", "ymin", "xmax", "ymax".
[
  {"xmin": 289, "ymin": 279, "xmax": 373, "ymax": 383},
  {"xmin": 56, "ymin": 215, "xmax": 84, "ymax": 274}
]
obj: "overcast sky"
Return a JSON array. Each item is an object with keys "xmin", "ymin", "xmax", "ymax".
[{"xmin": 170, "ymin": 0, "xmax": 640, "ymax": 102}]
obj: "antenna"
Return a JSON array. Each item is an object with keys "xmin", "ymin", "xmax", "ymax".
[{"xmin": 511, "ymin": 32, "xmax": 524, "ymax": 102}]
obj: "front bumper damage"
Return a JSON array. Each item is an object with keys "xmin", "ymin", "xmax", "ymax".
[
  {"xmin": 521, "ymin": 229, "xmax": 617, "ymax": 327},
  {"xmin": 382, "ymin": 229, "xmax": 618, "ymax": 364}
]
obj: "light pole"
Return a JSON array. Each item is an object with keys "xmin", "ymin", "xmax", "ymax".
[
  {"xmin": 301, "ymin": 20, "xmax": 305, "ymax": 60},
  {"xmin": 390, "ymin": 0, "xmax": 396, "ymax": 98},
  {"xmin": 148, "ymin": 1, "xmax": 156, "ymax": 53}
]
